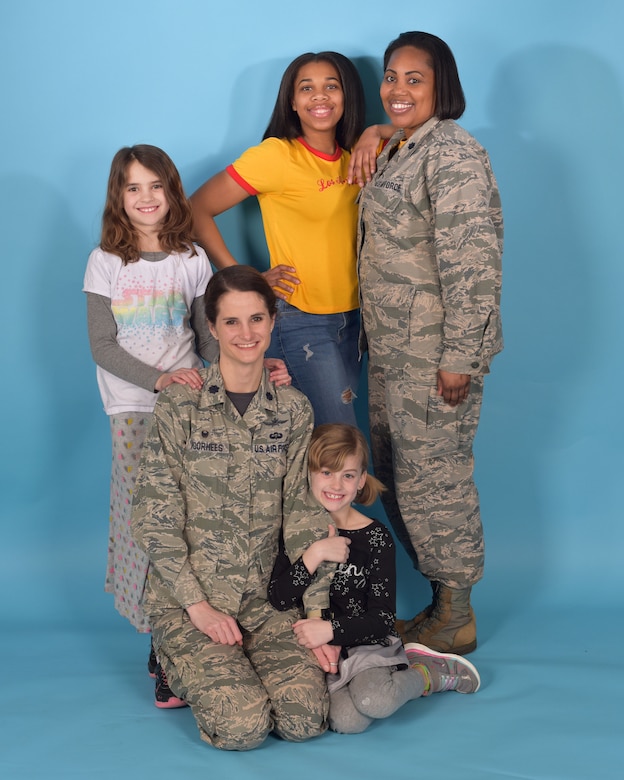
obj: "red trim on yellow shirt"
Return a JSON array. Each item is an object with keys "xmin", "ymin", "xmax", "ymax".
[
  {"xmin": 226, "ymin": 163, "xmax": 258, "ymax": 195},
  {"xmin": 296, "ymin": 137, "xmax": 342, "ymax": 161}
]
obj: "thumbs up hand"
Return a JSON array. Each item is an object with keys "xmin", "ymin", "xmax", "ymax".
[
  {"xmin": 302, "ymin": 524, "xmax": 351, "ymax": 575},
  {"xmin": 323, "ymin": 524, "xmax": 351, "ymax": 560}
]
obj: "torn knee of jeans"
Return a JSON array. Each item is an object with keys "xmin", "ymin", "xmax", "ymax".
[
  {"xmin": 303, "ymin": 344, "xmax": 314, "ymax": 361},
  {"xmin": 341, "ymin": 387, "xmax": 356, "ymax": 405}
]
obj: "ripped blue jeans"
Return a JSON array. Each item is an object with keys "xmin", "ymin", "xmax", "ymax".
[{"xmin": 266, "ymin": 300, "xmax": 361, "ymax": 426}]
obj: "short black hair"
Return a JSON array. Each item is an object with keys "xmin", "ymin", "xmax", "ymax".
[{"xmin": 383, "ymin": 32, "xmax": 465, "ymax": 120}]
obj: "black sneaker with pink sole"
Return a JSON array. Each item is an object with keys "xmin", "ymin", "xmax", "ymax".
[{"xmin": 155, "ymin": 663, "xmax": 188, "ymax": 709}]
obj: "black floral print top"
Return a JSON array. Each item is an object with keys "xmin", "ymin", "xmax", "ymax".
[{"xmin": 269, "ymin": 519, "xmax": 397, "ymax": 648}]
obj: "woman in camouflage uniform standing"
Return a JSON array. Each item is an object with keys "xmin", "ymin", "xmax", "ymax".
[{"xmin": 357, "ymin": 32, "xmax": 503, "ymax": 655}]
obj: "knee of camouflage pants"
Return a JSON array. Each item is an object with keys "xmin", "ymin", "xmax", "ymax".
[
  {"xmin": 152, "ymin": 608, "xmax": 327, "ymax": 750},
  {"xmin": 245, "ymin": 609, "xmax": 329, "ymax": 742},
  {"xmin": 152, "ymin": 613, "xmax": 273, "ymax": 751},
  {"xmin": 192, "ymin": 680, "xmax": 273, "ymax": 751}
]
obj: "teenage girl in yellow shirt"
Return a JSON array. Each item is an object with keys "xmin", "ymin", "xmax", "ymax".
[{"xmin": 191, "ymin": 52, "xmax": 366, "ymax": 425}]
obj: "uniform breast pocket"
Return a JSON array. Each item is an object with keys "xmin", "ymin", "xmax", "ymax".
[
  {"xmin": 184, "ymin": 426, "xmax": 231, "ymax": 514},
  {"xmin": 252, "ymin": 434, "xmax": 289, "ymax": 481},
  {"xmin": 249, "ymin": 433, "xmax": 289, "ymax": 518}
]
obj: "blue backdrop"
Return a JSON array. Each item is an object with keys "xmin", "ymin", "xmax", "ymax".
[{"xmin": 1, "ymin": 0, "xmax": 622, "ymax": 630}]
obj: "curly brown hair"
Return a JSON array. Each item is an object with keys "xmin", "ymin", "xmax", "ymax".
[{"xmin": 100, "ymin": 144, "xmax": 196, "ymax": 264}]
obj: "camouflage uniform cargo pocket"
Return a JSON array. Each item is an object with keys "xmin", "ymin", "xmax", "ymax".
[
  {"xmin": 363, "ymin": 284, "xmax": 443, "ymax": 371},
  {"xmin": 363, "ymin": 283, "xmax": 416, "ymax": 362},
  {"xmin": 257, "ymin": 538, "xmax": 280, "ymax": 577},
  {"xmin": 386, "ymin": 373, "xmax": 460, "ymax": 460}
]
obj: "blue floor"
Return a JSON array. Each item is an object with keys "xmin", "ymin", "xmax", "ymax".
[{"xmin": 4, "ymin": 601, "xmax": 622, "ymax": 780}]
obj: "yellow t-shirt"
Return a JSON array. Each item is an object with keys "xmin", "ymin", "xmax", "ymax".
[{"xmin": 227, "ymin": 136, "xmax": 359, "ymax": 315}]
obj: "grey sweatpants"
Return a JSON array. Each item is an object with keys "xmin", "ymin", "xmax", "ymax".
[{"xmin": 329, "ymin": 666, "xmax": 426, "ymax": 733}]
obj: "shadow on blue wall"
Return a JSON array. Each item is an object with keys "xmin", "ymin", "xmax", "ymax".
[{"xmin": 472, "ymin": 43, "xmax": 623, "ymax": 614}]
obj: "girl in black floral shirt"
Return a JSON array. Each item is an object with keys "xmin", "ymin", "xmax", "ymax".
[{"xmin": 269, "ymin": 424, "xmax": 481, "ymax": 733}]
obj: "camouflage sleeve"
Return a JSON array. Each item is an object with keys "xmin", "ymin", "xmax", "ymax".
[
  {"xmin": 426, "ymin": 142, "xmax": 503, "ymax": 375},
  {"xmin": 280, "ymin": 394, "xmax": 334, "ymax": 616},
  {"xmin": 130, "ymin": 389, "xmax": 206, "ymax": 609}
]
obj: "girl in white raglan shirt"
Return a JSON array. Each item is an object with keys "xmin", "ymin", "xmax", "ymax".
[{"xmin": 83, "ymin": 144, "xmax": 288, "ymax": 707}]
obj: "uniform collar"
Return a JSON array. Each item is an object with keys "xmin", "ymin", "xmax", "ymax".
[
  {"xmin": 200, "ymin": 362, "xmax": 279, "ymax": 417},
  {"xmin": 386, "ymin": 116, "xmax": 441, "ymax": 157}
]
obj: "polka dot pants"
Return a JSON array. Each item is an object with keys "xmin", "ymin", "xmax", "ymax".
[{"xmin": 105, "ymin": 414, "xmax": 152, "ymax": 632}]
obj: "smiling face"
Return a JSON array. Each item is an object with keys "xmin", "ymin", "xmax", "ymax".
[
  {"xmin": 309, "ymin": 454, "xmax": 367, "ymax": 517},
  {"xmin": 208, "ymin": 290, "xmax": 275, "ymax": 371},
  {"xmin": 380, "ymin": 46, "xmax": 436, "ymax": 138},
  {"xmin": 291, "ymin": 60, "xmax": 344, "ymax": 147},
  {"xmin": 122, "ymin": 160, "xmax": 170, "ymax": 234}
]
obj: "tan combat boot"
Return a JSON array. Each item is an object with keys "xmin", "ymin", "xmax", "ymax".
[
  {"xmin": 396, "ymin": 581, "xmax": 439, "ymax": 636},
  {"xmin": 402, "ymin": 583, "xmax": 477, "ymax": 656}
]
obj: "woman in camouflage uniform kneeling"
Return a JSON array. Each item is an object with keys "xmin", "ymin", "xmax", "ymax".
[{"xmin": 131, "ymin": 266, "xmax": 330, "ymax": 750}]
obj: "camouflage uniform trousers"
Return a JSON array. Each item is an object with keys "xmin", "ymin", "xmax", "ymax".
[
  {"xmin": 151, "ymin": 606, "xmax": 329, "ymax": 751},
  {"xmin": 368, "ymin": 363, "xmax": 485, "ymax": 590}
]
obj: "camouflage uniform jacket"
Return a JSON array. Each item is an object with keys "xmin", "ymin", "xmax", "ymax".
[
  {"xmin": 358, "ymin": 117, "xmax": 503, "ymax": 380},
  {"xmin": 131, "ymin": 363, "xmax": 331, "ymax": 629}
]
